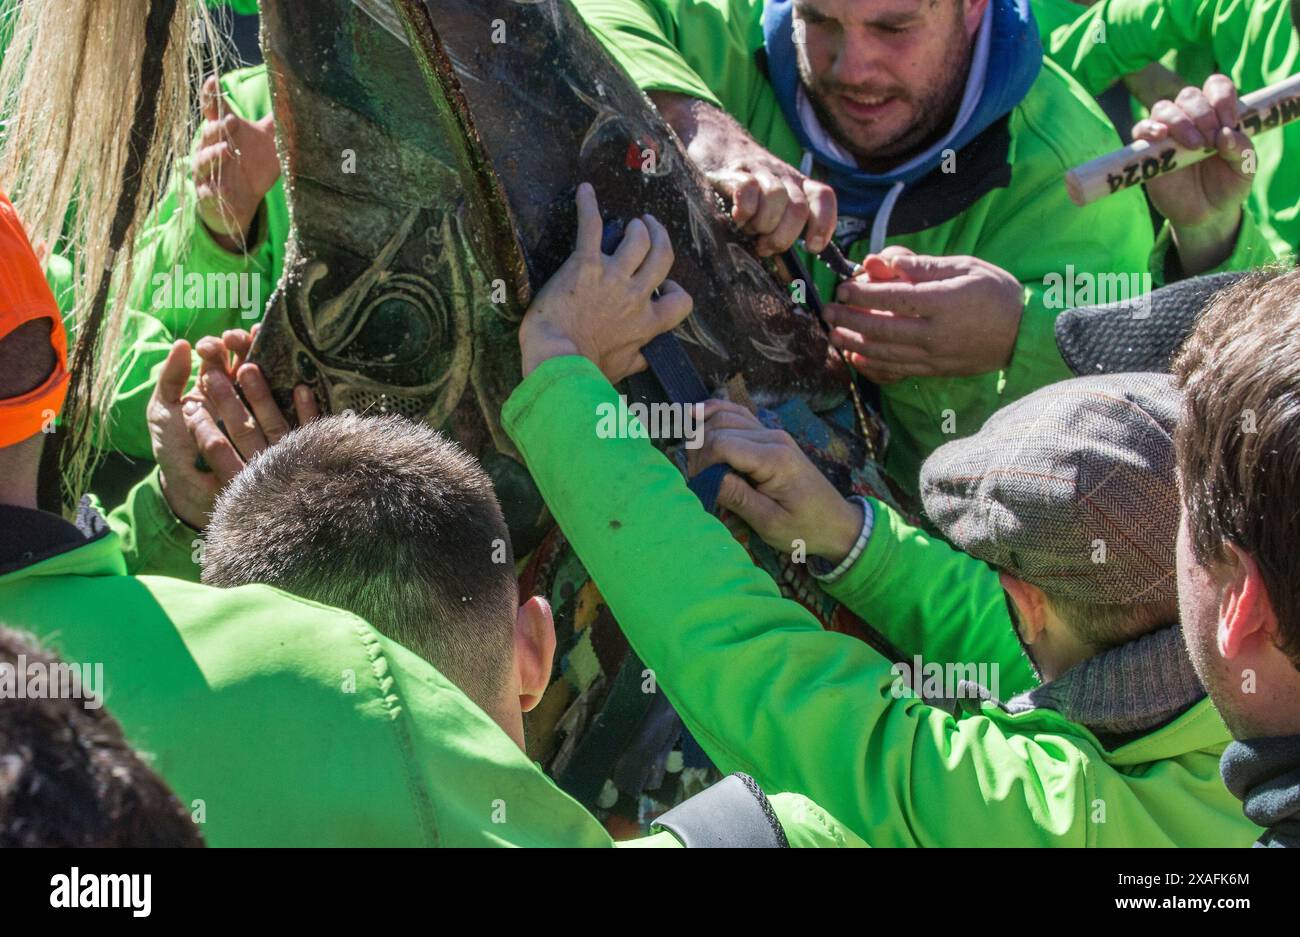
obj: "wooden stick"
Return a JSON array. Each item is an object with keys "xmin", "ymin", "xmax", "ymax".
[{"xmin": 1066, "ymin": 73, "xmax": 1300, "ymax": 206}]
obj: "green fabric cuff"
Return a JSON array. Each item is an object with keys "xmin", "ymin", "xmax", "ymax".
[
  {"xmin": 1149, "ymin": 206, "xmax": 1278, "ymax": 287},
  {"xmin": 110, "ymin": 466, "xmax": 204, "ymax": 582}
]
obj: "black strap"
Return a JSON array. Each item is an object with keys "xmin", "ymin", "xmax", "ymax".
[{"xmin": 653, "ymin": 773, "xmax": 790, "ymax": 848}]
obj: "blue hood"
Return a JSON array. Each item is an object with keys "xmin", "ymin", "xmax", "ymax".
[{"xmin": 762, "ymin": 0, "xmax": 1042, "ymax": 224}]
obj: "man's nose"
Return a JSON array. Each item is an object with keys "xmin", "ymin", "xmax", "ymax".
[{"xmin": 830, "ymin": 32, "xmax": 889, "ymax": 87}]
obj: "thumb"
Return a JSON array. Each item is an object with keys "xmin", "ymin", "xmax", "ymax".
[{"xmin": 157, "ymin": 340, "xmax": 193, "ymax": 403}]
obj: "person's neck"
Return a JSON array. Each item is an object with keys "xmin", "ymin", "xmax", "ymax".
[{"xmin": 0, "ymin": 438, "xmax": 42, "ymax": 511}]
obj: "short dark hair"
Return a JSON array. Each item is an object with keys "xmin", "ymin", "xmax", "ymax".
[
  {"xmin": 1172, "ymin": 267, "xmax": 1300, "ymax": 667},
  {"xmin": 0, "ymin": 628, "xmax": 204, "ymax": 847},
  {"xmin": 202, "ymin": 413, "xmax": 518, "ymax": 709}
]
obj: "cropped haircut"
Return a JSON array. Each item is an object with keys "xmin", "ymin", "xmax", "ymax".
[
  {"xmin": 1172, "ymin": 267, "xmax": 1300, "ymax": 668},
  {"xmin": 202, "ymin": 413, "xmax": 518, "ymax": 709}
]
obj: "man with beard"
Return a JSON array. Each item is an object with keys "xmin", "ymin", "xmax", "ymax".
[
  {"xmin": 573, "ymin": 0, "xmax": 1160, "ymax": 492},
  {"xmin": 1169, "ymin": 268, "xmax": 1300, "ymax": 847}
]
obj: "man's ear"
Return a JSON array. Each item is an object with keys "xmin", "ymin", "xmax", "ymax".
[
  {"xmin": 999, "ymin": 573, "xmax": 1048, "ymax": 644},
  {"xmin": 513, "ymin": 595, "xmax": 556, "ymax": 713},
  {"xmin": 1217, "ymin": 542, "xmax": 1278, "ymax": 659}
]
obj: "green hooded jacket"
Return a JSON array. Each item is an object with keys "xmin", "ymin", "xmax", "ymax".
[
  {"xmin": 110, "ymin": 65, "xmax": 285, "ymax": 458},
  {"xmin": 0, "ymin": 470, "xmax": 862, "ymax": 848},
  {"xmin": 1043, "ymin": 0, "xmax": 1300, "ymax": 262},
  {"xmin": 503, "ymin": 355, "xmax": 1264, "ymax": 847},
  {"xmin": 571, "ymin": 0, "xmax": 1164, "ymax": 492}
]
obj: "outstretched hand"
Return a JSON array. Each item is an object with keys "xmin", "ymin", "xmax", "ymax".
[{"xmin": 519, "ymin": 183, "xmax": 695, "ymax": 383}]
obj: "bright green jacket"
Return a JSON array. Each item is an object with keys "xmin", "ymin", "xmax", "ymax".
[
  {"xmin": 504, "ymin": 355, "xmax": 1263, "ymax": 847},
  {"xmin": 572, "ymin": 0, "xmax": 1156, "ymax": 491},
  {"xmin": 110, "ymin": 65, "xmax": 285, "ymax": 458},
  {"xmin": 0, "ymin": 470, "xmax": 861, "ymax": 848},
  {"xmin": 1044, "ymin": 0, "xmax": 1300, "ymax": 262}
]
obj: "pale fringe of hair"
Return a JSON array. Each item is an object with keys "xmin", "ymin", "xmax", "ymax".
[{"xmin": 0, "ymin": 0, "xmax": 224, "ymax": 509}]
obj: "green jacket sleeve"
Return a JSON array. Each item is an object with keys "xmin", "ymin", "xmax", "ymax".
[
  {"xmin": 573, "ymin": 0, "xmax": 767, "ymax": 112},
  {"xmin": 105, "ymin": 466, "xmax": 205, "ymax": 582},
  {"xmin": 1148, "ymin": 202, "xmax": 1279, "ymax": 285},
  {"xmin": 821, "ymin": 499, "xmax": 1038, "ymax": 698},
  {"xmin": 503, "ymin": 356, "xmax": 1106, "ymax": 847},
  {"xmin": 1045, "ymin": 0, "xmax": 1219, "ymax": 95},
  {"xmin": 109, "ymin": 67, "xmax": 277, "ymax": 458}
]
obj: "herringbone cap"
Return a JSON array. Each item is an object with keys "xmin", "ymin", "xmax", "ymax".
[{"xmin": 920, "ymin": 373, "xmax": 1180, "ymax": 604}]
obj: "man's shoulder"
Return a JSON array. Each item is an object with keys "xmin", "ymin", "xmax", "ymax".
[
  {"xmin": 1011, "ymin": 57, "xmax": 1124, "ymax": 171},
  {"xmin": 136, "ymin": 575, "xmax": 418, "ymax": 678}
]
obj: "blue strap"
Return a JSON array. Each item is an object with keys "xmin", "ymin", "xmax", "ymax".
[
  {"xmin": 638, "ymin": 331, "xmax": 729, "ymax": 512},
  {"xmin": 604, "ymin": 216, "xmax": 729, "ymax": 513}
]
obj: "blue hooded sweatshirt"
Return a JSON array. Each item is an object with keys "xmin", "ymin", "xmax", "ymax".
[{"xmin": 762, "ymin": 0, "xmax": 1043, "ymax": 248}]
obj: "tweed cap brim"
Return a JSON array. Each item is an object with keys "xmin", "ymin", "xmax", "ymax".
[
  {"xmin": 1055, "ymin": 271, "xmax": 1246, "ymax": 376},
  {"xmin": 920, "ymin": 373, "xmax": 1181, "ymax": 605}
]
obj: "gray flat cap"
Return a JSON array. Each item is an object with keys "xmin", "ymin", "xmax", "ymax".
[{"xmin": 920, "ymin": 373, "xmax": 1180, "ymax": 605}]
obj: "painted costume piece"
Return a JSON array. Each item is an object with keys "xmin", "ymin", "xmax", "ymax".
[{"xmin": 252, "ymin": 0, "xmax": 909, "ymax": 828}]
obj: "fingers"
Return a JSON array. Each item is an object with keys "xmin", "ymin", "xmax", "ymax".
[
  {"xmin": 631, "ymin": 214, "xmax": 675, "ymax": 295},
  {"xmin": 715, "ymin": 471, "xmax": 785, "ymax": 534},
  {"xmin": 709, "ymin": 169, "xmax": 761, "ymax": 228},
  {"xmin": 699, "ymin": 398, "xmax": 764, "ymax": 430},
  {"xmin": 612, "ymin": 217, "xmax": 652, "ymax": 276},
  {"xmin": 841, "ymin": 348, "xmax": 926, "ymax": 384},
  {"xmin": 195, "ymin": 335, "xmax": 231, "ymax": 376},
  {"xmin": 1203, "ymin": 73, "xmax": 1240, "ymax": 128},
  {"xmin": 649, "ymin": 279, "xmax": 694, "ymax": 335},
  {"xmin": 1177, "ymin": 83, "xmax": 1223, "ymax": 147},
  {"xmin": 757, "ymin": 175, "xmax": 809, "ymax": 256},
  {"xmin": 202, "ymin": 368, "xmax": 268, "ymax": 459},
  {"xmin": 222, "ymin": 329, "xmax": 255, "ymax": 369},
  {"xmin": 802, "ymin": 179, "xmax": 837, "ymax": 254},
  {"xmin": 691, "ymin": 426, "xmax": 796, "ymax": 478},
  {"xmin": 182, "ymin": 397, "xmax": 245, "ymax": 484},
  {"xmin": 197, "ymin": 111, "xmax": 239, "ymax": 153},
  {"xmin": 156, "ymin": 340, "xmax": 193, "ymax": 403},
  {"xmin": 1214, "ymin": 125, "xmax": 1254, "ymax": 177},
  {"xmin": 235, "ymin": 363, "xmax": 291, "ymax": 446},
  {"xmin": 872, "ymin": 252, "xmax": 959, "ymax": 284},
  {"xmin": 293, "ymin": 385, "xmax": 321, "ymax": 424},
  {"xmin": 824, "ymin": 303, "xmax": 929, "ymax": 344},
  {"xmin": 829, "ymin": 326, "xmax": 932, "ymax": 367},
  {"xmin": 574, "ymin": 182, "xmax": 602, "ymax": 257},
  {"xmin": 1149, "ymin": 82, "xmax": 1237, "ymax": 151},
  {"xmin": 1130, "ymin": 117, "xmax": 1170, "ymax": 144},
  {"xmin": 200, "ymin": 75, "xmax": 227, "ymax": 123}
]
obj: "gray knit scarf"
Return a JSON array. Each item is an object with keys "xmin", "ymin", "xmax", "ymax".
[{"xmin": 960, "ymin": 625, "xmax": 1205, "ymax": 744}]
